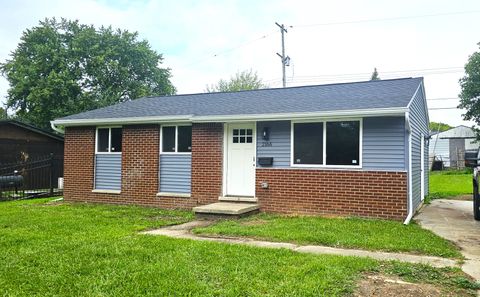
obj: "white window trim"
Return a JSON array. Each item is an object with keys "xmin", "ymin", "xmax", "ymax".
[
  {"xmin": 95, "ymin": 126, "xmax": 122, "ymax": 154},
  {"xmin": 290, "ymin": 118, "xmax": 363, "ymax": 169},
  {"xmin": 159, "ymin": 124, "xmax": 192, "ymax": 155}
]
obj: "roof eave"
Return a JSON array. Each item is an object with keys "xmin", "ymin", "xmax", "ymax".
[{"xmin": 51, "ymin": 107, "xmax": 408, "ymax": 127}]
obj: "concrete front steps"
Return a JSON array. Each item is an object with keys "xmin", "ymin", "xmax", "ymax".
[{"xmin": 193, "ymin": 201, "xmax": 259, "ymax": 219}]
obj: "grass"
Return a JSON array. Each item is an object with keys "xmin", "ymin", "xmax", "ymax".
[
  {"xmin": 0, "ymin": 199, "xmax": 476, "ymax": 296},
  {"xmin": 429, "ymin": 170, "xmax": 472, "ymax": 199},
  {"xmin": 193, "ymin": 214, "xmax": 462, "ymax": 258}
]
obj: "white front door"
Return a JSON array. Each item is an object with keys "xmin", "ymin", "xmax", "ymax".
[{"xmin": 226, "ymin": 123, "xmax": 256, "ymax": 196}]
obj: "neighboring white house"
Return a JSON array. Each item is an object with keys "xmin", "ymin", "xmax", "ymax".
[{"xmin": 429, "ymin": 125, "xmax": 478, "ymax": 168}]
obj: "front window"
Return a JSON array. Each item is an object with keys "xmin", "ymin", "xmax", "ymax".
[
  {"xmin": 326, "ymin": 121, "xmax": 360, "ymax": 165},
  {"xmin": 292, "ymin": 120, "xmax": 360, "ymax": 166},
  {"xmin": 161, "ymin": 125, "xmax": 192, "ymax": 153},
  {"xmin": 96, "ymin": 127, "xmax": 122, "ymax": 153}
]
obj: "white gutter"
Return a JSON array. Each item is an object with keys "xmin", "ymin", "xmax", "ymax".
[
  {"xmin": 404, "ymin": 111, "xmax": 413, "ymax": 225},
  {"xmin": 50, "ymin": 121, "xmax": 65, "ymax": 134},
  {"xmin": 50, "ymin": 107, "xmax": 407, "ymax": 127},
  {"xmin": 51, "ymin": 115, "xmax": 193, "ymax": 127}
]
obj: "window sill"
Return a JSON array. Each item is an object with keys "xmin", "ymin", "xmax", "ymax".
[
  {"xmin": 156, "ymin": 192, "xmax": 191, "ymax": 198},
  {"xmin": 92, "ymin": 189, "xmax": 121, "ymax": 194},
  {"xmin": 291, "ymin": 164, "xmax": 362, "ymax": 169}
]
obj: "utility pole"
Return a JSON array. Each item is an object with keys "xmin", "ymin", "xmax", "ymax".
[{"xmin": 275, "ymin": 22, "xmax": 290, "ymax": 88}]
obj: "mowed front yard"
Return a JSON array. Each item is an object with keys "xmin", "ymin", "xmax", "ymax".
[
  {"xmin": 193, "ymin": 214, "xmax": 461, "ymax": 258},
  {"xmin": 0, "ymin": 199, "xmax": 478, "ymax": 296}
]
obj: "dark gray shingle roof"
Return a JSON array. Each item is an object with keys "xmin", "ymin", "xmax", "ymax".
[{"xmin": 57, "ymin": 77, "xmax": 422, "ymax": 121}]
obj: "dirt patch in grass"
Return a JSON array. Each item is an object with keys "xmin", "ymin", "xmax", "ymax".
[
  {"xmin": 354, "ymin": 274, "xmax": 475, "ymax": 297},
  {"xmin": 448, "ymin": 195, "xmax": 472, "ymax": 201}
]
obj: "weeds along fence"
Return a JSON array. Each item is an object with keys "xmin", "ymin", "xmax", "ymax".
[{"xmin": 0, "ymin": 154, "xmax": 63, "ymax": 201}]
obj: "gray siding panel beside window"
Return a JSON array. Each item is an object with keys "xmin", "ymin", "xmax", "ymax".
[
  {"xmin": 363, "ymin": 117, "xmax": 406, "ymax": 171},
  {"xmin": 159, "ymin": 154, "xmax": 191, "ymax": 193},
  {"xmin": 256, "ymin": 121, "xmax": 291, "ymax": 168},
  {"xmin": 95, "ymin": 154, "xmax": 121, "ymax": 190},
  {"xmin": 409, "ymin": 86, "xmax": 429, "ymax": 211}
]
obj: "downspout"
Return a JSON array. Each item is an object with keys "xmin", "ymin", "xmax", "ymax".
[
  {"xmin": 404, "ymin": 111, "xmax": 413, "ymax": 225},
  {"xmin": 50, "ymin": 121, "xmax": 64, "ymax": 134}
]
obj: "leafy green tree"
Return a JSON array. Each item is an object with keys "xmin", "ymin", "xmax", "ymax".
[
  {"xmin": 0, "ymin": 107, "xmax": 6, "ymax": 119},
  {"xmin": 1, "ymin": 18, "xmax": 175, "ymax": 129},
  {"xmin": 370, "ymin": 68, "xmax": 380, "ymax": 80},
  {"xmin": 459, "ymin": 43, "xmax": 480, "ymax": 131},
  {"xmin": 206, "ymin": 69, "xmax": 267, "ymax": 92},
  {"xmin": 429, "ymin": 121, "xmax": 452, "ymax": 133}
]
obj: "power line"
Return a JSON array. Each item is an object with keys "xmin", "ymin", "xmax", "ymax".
[
  {"xmin": 427, "ymin": 97, "xmax": 460, "ymax": 101},
  {"xmin": 292, "ymin": 10, "xmax": 480, "ymax": 28},
  {"xmin": 429, "ymin": 107, "xmax": 462, "ymax": 110}
]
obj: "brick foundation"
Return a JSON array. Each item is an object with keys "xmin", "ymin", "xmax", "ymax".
[
  {"xmin": 256, "ymin": 168, "xmax": 408, "ymax": 220},
  {"xmin": 64, "ymin": 124, "xmax": 408, "ymax": 220}
]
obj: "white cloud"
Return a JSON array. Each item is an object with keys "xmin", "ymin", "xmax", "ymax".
[{"xmin": 0, "ymin": 0, "xmax": 479, "ymax": 127}]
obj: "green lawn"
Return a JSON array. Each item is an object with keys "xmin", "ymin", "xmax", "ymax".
[
  {"xmin": 429, "ymin": 170, "xmax": 472, "ymax": 199},
  {"xmin": 0, "ymin": 199, "xmax": 476, "ymax": 296},
  {"xmin": 193, "ymin": 214, "xmax": 462, "ymax": 258}
]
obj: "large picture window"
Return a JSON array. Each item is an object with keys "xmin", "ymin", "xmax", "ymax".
[
  {"xmin": 161, "ymin": 125, "xmax": 192, "ymax": 153},
  {"xmin": 292, "ymin": 120, "xmax": 361, "ymax": 167},
  {"xmin": 96, "ymin": 127, "xmax": 122, "ymax": 153}
]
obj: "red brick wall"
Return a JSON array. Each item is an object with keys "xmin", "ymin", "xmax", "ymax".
[
  {"xmin": 63, "ymin": 125, "xmax": 198, "ymax": 209},
  {"xmin": 191, "ymin": 123, "xmax": 224, "ymax": 204},
  {"xmin": 256, "ymin": 169, "xmax": 407, "ymax": 220}
]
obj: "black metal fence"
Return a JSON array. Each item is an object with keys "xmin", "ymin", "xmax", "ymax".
[{"xmin": 0, "ymin": 154, "xmax": 63, "ymax": 201}]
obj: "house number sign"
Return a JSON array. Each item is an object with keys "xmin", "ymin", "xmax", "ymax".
[{"xmin": 260, "ymin": 142, "xmax": 272, "ymax": 147}]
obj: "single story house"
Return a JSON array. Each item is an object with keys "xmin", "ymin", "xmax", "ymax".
[
  {"xmin": 51, "ymin": 77, "xmax": 429, "ymax": 223},
  {"xmin": 429, "ymin": 125, "xmax": 478, "ymax": 169}
]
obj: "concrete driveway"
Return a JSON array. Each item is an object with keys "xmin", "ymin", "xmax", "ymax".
[{"xmin": 416, "ymin": 199, "xmax": 480, "ymax": 282}]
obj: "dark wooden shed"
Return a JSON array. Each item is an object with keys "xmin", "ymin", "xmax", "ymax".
[{"xmin": 0, "ymin": 120, "xmax": 64, "ymax": 166}]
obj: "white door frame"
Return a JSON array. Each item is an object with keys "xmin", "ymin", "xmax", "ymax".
[
  {"xmin": 421, "ymin": 134, "xmax": 425, "ymax": 201},
  {"xmin": 222, "ymin": 122, "xmax": 257, "ymax": 197}
]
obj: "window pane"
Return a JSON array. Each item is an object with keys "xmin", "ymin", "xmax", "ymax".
[
  {"xmin": 110, "ymin": 128, "xmax": 122, "ymax": 152},
  {"xmin": 97, "ymin": 128, "xmax": 109, "ymax": 152},
  {"xmin": 178, "ymin": 126, "xmax": 192, "ymax": 152},
  {"xmin": 326, "ymin": 121, "xmax": 360, "ymax": 165},
  {"xmin": 294, "ymin": 123, "xmax": 323, "ymax": 164},
  {"xmin": 162, "ymin": 126, "xmax": 176, "ymax": 152}
]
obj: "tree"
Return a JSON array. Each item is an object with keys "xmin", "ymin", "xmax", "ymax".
[
  {"xmin": 206, "ymin": 70, "xmax": 267, "ymax": 92},
  {"xmin": 429, "ymin": 121, "xmax": 452, "ymax": 133},
  {"xmin": 0, "ymin": 18, "xmax": 175, "ymax": 129},
  {"xmin": 459, "ymin": 43, "xmax": 480, "ymax": 133},
  {"xmin": 370, "ymin": 68, "xmax": 380, "ymax": 80},
  {"xmin": 0, "ymin": 107, "xmax": 6, "ymax": 119}
]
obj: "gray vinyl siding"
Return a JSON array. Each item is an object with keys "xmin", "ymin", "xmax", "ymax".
[
  {"xmin": 94, "ymin": 154, "xmax": 121, "ymax": 190},
  {"xmin": 363, "ymin": 117, "xmax": 406, "ymax": 171},
  {"xmin": 256, "ymin": 121, "xmax": 291, "ymax": 167},
  {"xmin": 159, "ymin": 154, "xmax": 191, "ymax": 193},
  {"xmin": 256, "ymin": 118, "xmax": 407, "ymax": 170},
  {"xmin": 408, "ymin": 84, "xmax": 429, "ymax": 210}
]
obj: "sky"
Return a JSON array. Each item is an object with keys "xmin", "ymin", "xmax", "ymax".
[{"xmin": 0, "ymin": 0, "xmax": 479, "ymax": 127}]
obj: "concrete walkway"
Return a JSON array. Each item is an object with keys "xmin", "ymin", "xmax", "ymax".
[
  {"xmin": 142, "ymin": 221, "xmax": 457, "ymax": 268},
  {"xmin": 416, "ymin": 199, "xmax": 480, "ymax": 282}
]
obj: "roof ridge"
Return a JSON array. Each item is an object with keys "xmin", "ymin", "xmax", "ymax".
[{"xmin": 144, "ymin": 77, "xmax": 421, "ymax": 99}]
